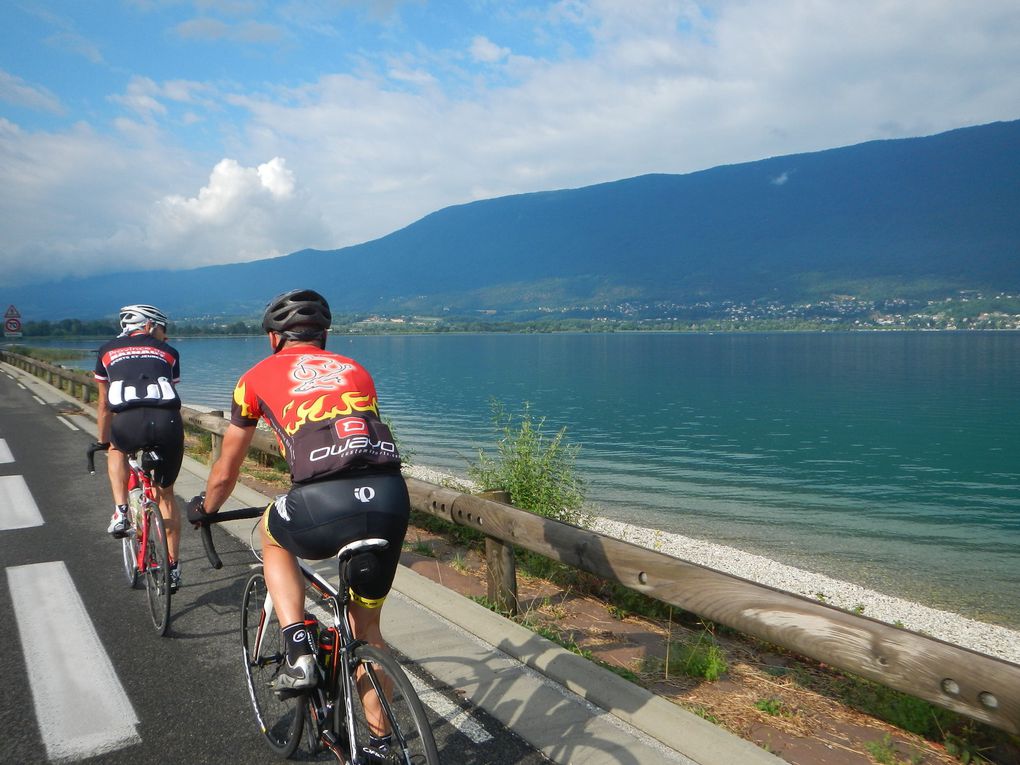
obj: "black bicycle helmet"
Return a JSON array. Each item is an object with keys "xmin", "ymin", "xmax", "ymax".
[{"xmin": 262, "ymin": 289, "xmax": 332, "ymax": 351}]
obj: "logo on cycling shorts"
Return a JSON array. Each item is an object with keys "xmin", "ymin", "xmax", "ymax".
[
  {"xmin": 274, "ymin": 494, "xmax": 291, "ymax": 522},
  {"xmin": 354, "ymin": 486, "xmax": 375, "ymax": 503}
]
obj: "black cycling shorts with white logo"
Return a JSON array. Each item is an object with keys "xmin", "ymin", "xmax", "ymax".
[
  {"xmin": 110, "ymin": 407, "xmax": 185, "ymax": 487},
  {"xmin": 267, "ymin": 471, "xmax": 410, "ymax": 601}
]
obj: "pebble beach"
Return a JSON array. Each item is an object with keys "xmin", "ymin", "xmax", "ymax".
[{"xmin": 403, "ymin": 464, "xmax": 1020, "ymax": 666}]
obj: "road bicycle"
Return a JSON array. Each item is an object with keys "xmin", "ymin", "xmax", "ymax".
[
  {"xmin": 88, "ymin": 441, "xmax": 173, "ymax": 635},
  {"xmin": 195, "ymin": 505, "xmax": 440, "ymax": 764}
]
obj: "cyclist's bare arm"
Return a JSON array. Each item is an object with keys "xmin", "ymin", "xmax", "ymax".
[
  {"xmin": 203, "ymin": 423, "xmax": 257, "ymax": 513},
  {"xmin": 95, "ymin": 379, "xmax": 112, "ymax": 444}
]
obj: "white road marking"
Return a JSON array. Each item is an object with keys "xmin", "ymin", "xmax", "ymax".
[
  {"xmin": 18, "ymin": 383, "xmax": 27, "ymax": 389},
  {"xmin": 32, "ymin": 395, "xmax": 45, "ymax": 405},
  {"xmin": 0, "ymin": 438, "xmax": 13, "ymax": 463},
  {"xmin": 56, "ymin": 416, "xmax": 79, "ymax": 431},
  {"xmin": 0, "ymin": 475, "xmax": 43, "ymax": 530},
  {"xmin": 305, "ymin": 601, "xmax": 492, "ymax": 744},
  {"xmin": 8, "ymin": 561, "xmax": 141, "ymax": 762},
  {"xmin": 406, "ymin": 667, "xmax": 494, "ymax": 743}
]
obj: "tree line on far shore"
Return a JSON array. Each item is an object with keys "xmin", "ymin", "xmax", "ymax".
[{"xmin": 19, "ymin": 319, "xmax": 261, "ymax": 337}]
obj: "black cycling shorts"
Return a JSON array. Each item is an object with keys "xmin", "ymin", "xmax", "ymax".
[
  {"xmin": 110, "ymin": 407, "xmax": 185, "ymax": 488},
  {"xmin": 265, "ymin": 470, "xmax": 410, "ymax": 606}
]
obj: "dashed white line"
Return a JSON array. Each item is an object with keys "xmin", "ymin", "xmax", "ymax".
[
  {"xmin": 32, "ymin": 395, "xmax": 45, "ymax": 405},
  {"xmin": 56, "ymin": 416, "xmax": 79, "ymax": 431},
  {"xmin": 8, "ymin": 561, "xmax": 141, "ymax": 762},
  {"xmin": 0, "ymin": 438, "xmax": 13, "ymax": 463},
  {"xmin": 0, "ymin": 475, "xmax": 44, "ymax": 530}
]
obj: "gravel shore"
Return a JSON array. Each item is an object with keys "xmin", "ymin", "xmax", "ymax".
[{"xmin": 403, "ymin": 464, "xmax": 1020, "ymax": 666}]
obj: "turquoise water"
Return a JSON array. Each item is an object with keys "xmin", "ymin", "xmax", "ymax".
[{"xmin": 30, "ymin": 332, "xmax": 1020, "ymax": 627}]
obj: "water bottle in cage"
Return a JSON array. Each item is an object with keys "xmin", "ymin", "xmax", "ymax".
[
  {"xmin": 128, "ymin": 481, "xmax": 143, "ymax": 527},
  {"xmin": 319, "ymin": 627, "xmax": 337, "ymax": 672},
  {"xmin": 302, "ymin": 613, "xmax": 319, "ymax": 654}
]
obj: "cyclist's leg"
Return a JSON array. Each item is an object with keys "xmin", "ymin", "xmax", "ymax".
[
  {"xmin": 349, "ymin": 601, "xmax": 390, "ymax": 736},
  {"xmin": 106, "ymin": 414, "xmax": 137, "ymax": 536},
  {"xmin": 261, "ymin": 510, "xmax": 318, "ymax": 690},
  {"xmin": 153, "ymin": 483, "xmax": 180, "ymax": 561},
  {"xmin": 260, "ymin": 525, "xmax": 306, "ymax": 627},
  {"xmin": 150, "ymin": 409, "xmax": 184, "ymax": 563},
  {"xmin": 105, "ymin": 445, "xmax": 130, "ymax": 506}
]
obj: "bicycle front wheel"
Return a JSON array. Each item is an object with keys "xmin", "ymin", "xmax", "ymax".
[
  {"xmin": 143, "ymin": 509, "xmax": 171, "ymax": 635},
  {"xmin": 121, "ymin": 533, "xmax": 139, "ymax": 588},
  {"xmin": 241, "ymin": 573, "xmax": 304, "ymax": 758},
  {"xmin": 337, "ymin": 644, "xmax": 440, "ymax": 765}
]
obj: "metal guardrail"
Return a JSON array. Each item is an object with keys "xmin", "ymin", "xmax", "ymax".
[{"xmin": 2, "ymin": 348, "xmax": 1018, "ymax": 735}]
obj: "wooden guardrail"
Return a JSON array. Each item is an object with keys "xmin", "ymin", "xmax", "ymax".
[{"xmin": 3, "ymin": 348, "xmax": 1018, "ymax": 735}]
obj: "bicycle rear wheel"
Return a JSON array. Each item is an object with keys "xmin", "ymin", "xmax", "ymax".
[
  {"xmin": 337, "ymin": 644, "xmax": 439, "ymax": 764},
  {"xmin": 241, "ymin": 573, "xmax": 304, "ymax": 758},
  {"xmin": 121, "ymin": 534, "xmax": 139, "ymax": 588},
  {"xmin": 143, "ymin": 509, "xmax": 171, "ymax": 635}
]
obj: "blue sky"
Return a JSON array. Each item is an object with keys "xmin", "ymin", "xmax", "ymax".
[{"xmin": 2, "ymin": 1, "xmax": 1018, "ymax": 287}]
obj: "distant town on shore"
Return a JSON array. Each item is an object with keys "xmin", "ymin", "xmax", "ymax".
[{"xmin": 9, "ymin": 291, "xmax": 1019, "ymax": 339}]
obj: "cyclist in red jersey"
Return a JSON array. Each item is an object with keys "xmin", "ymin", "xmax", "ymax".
[
  {"xmin": 95, "ymin": 304, "xmax": 185, "ymax": 592},
  {"xmin": 188, "ymin": 290, "xmax": 409, "ymax": 724}
]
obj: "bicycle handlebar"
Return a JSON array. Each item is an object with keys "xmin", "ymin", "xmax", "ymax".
[
  {"xmin": 86, "ymin": 441, "xmax": 109, "ymax": 474},
  {"xmin": 192, "ymin": 505, "xmax": 265, "ymax": 570}
]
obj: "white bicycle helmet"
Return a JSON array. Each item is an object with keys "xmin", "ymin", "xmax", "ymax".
[{"xmin": 119, "ymin": 304, "xmax": 169, "ymax": 335}]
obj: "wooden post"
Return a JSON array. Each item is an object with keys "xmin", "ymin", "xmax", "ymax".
[
  {"xmin": 208, "ymin": 411, "xmax": 224, "ymax": 463},
  {"xmin": 480, "ymin": 490, "xmax": 518, "ymax": 616}
]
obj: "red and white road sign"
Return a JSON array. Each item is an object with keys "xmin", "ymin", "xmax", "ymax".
[{"xmin": 4, "ymin": 305, "xmax": 21, "ymax": 319}]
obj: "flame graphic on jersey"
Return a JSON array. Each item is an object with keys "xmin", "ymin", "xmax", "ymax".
[
  {"xmin": 281, "ymin": 390, "xmax": 378, "ymax": 436},
  {"xmin": 233, "ymin": 381, "xmax": 254, "ymax": 419}
]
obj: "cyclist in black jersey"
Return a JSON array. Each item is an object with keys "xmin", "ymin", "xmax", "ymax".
[
  {"xmin": 95, "ymin": 304, "xmax": 185, "ymax": 592},
  {"xmin": 188, "ymin": 289, "xmax": 409, "ymax": 740}
]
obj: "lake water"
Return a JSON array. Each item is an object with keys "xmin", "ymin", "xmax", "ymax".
[{"xmin": 29, "ymin": 331, "xmax": 1020, "ymax": 628}]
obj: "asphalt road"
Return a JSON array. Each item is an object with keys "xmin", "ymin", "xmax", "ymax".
[{"xmin": 0, "ymin": 367, "xmax": 549, "ymax": 765}]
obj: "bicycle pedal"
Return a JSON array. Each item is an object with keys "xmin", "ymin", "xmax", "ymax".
[{"xmin": 272, "ymin": 686, "xmax": 309, "ymax": 700}]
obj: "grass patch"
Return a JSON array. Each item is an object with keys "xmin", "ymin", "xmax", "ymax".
[
  {"xmin": 754, "ymin": 698, "xmax": 790, "ymax": 717},
  {"xmin": 405, "ymin": 536, "xmax": 436, "ymax": 558},
  {"xmin": 644, "ymin": 631, "xmax": 728, "ymax": 681},
  {"xmin": 864, "ymin": 734, "xmax": 924, "ymax": 765},
  {"xmin": 7, "ymin": 345, "xmax": 92, "ymax": 362}
]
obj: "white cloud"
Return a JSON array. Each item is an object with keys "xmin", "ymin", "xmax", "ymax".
[
  {"xmin": 470, "ymin": 36, "xmax": 510, "ymax": 64},
  {"xmin": 0, "ymin": 70, "xmax": 63, "ymax": 114},
  {"xmin": 2, "ymin": 0, "xmax": 1019, "ymax": 289}
]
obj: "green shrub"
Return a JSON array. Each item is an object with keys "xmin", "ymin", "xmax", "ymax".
[{"xmin": 469, "ymin": 400, "xmax": 588, "ymax": 527}]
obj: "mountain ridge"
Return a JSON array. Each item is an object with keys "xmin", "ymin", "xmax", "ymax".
[{"xmin": 4, "ymin": 119, "xmax": 1019, "ymax": 321}]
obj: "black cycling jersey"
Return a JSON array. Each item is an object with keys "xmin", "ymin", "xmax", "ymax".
[{"xmin": 94, "ymin": 332, "xmax": 181, "ymax": 413}]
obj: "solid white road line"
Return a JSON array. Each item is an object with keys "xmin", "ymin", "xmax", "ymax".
[
  {"xmin": 0, "ymin": 438, "xmax": 12, "ymax": 463},
  {"xmin": 305, "ymin": 601, "xmax": 493, "ymax": 744},
  {"xmin": 406, "ymin": 668, "xmax": 494, "ymax": 744},
  {"xmin": 0, "ymin": 475, "xmax": 44, "ymax": 530},
  {"xmin": 8, "ymin": 561, "xmax": 141, "ymax": 762},
  {"xmin": 56, "ymin": 416, "xmax": 79, "ymax": 431}
]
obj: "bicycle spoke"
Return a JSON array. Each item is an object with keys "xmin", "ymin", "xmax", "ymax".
[
  {"xmin": 340, "ymin": 645, "xmax": 439, "ymax": 765},
  {"xmin": 144, "ymin": 510, "xmax": 171, "ymax": 635},
  {"xmin": 241, "ymin": 573, "xmax": 304, "ymax": 757}
]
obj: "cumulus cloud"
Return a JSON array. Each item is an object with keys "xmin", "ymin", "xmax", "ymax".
[
  {"xmin": 470, "ymin": 36, "xmax": 510, "ymax": 64},
  {"xmin": 145, "ymin": 157, "xmax": 328, "ymax": 267}
]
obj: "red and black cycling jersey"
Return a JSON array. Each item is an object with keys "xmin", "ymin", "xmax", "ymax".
[
  {"xmin": 230, "ymin": 346, "xmax": 401, "ymax": 484},
  {"xmin": 94, "ymin": 333, "xmax": 181, "ymax": 413}
]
